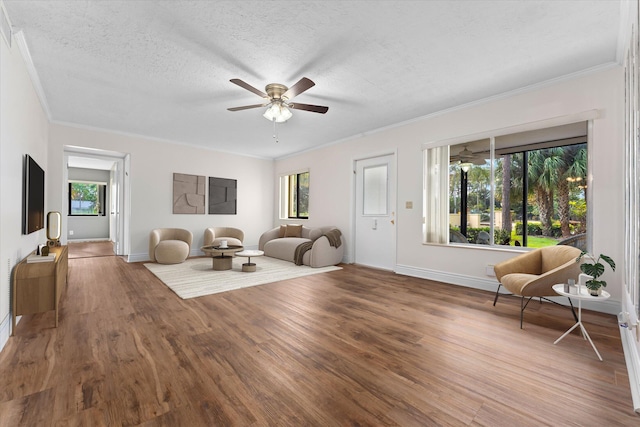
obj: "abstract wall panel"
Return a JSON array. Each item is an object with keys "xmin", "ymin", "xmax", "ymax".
[
  {"xmin": 209, "ymin": 177, "xmax": 237, "ymax": 214},
  {"xmin": 173, "ymin": 173, "xmax": 205, "ymax": 214}
]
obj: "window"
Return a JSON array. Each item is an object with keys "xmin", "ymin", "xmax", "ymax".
[
  {"xmin": 363, "ymin": 165, "xmax": 388, "ymax": 215},
  {"xmin": 69, "ymin": 181, "xmax": 107, "ymax": 216},
  {"xmin": 425, "ymin": 122, "xmax": 588, "ymax": 248},
  {"xmin": 280, "ymin": 171, "xmax": 309, "ymax": 219}
]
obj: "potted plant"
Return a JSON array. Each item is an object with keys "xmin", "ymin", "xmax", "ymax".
[{"xmin": 576, "ymin": 251, "xmax": 616, "ymax": 296}]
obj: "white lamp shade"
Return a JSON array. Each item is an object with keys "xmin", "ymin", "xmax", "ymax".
[{"xmin": 263, "ymin": 103, "xmax": 293, "ymax": 123}]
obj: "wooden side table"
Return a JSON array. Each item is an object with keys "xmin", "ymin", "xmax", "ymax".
[
  {"xmin": 552, "ymin": 283, "xmax": 610, "ymax": 361},
  {"xmin": 12, "ymin": 245, "xmax": 68, "ymax": 335}
]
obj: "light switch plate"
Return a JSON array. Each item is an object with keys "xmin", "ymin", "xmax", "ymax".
[{"xmin": 486, "ymin": 265, "xmax": 495, "ymax": 276}]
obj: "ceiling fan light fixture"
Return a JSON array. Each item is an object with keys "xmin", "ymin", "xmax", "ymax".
[
  {"xmin": 460, "ymin": 162, "xmax": 473, "ymax": 173},
  {"xmin": 263, "ymin": 102, "xmax": 292, "ymax": 123},
  {"xmin": 458, "ymin": 146, "xmax": 474, "ymax": 159},
  {"xmin": 228, "ymin": 78, "xmax": 327, "ymax": 126}
]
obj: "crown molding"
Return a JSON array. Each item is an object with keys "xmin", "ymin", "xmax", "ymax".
[
  {"xmin": 277, "ymin": 62, "xmax": 620, "ymax": 161},
  {"xmin": 0, "ymin": 1, "xmax": 12, "ymax": 48},
  {"xmin": 616, "ymin": 0, "xmax": 635, "ymax": 65},
  {"xmin": 51, "ymin": 119, "xmax": 273, "ymax": 161},
  {"xmin": 13, "ymin": 30, "xmax": 51, "ymax": 120}
]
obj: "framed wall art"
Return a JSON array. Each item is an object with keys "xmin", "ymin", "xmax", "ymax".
[
  {"xmin": 209, "ymin": 177, "xmax": 237, "ymax": 214},
  {"xmin": 173, "ymin": 173, "xmax": 205, "ymax": 214}
]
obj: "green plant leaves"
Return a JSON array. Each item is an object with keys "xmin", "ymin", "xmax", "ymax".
[
  {"xmin": 576, "ymin": 252, "xmax": 614, "ymax": 291},
  {"xmin": 600, "ymin": 254, "xmax": 616, "ymax": 271},
  {"xmin": 580, "ymin": 262, "xmax": 604, "ymax": 278}
]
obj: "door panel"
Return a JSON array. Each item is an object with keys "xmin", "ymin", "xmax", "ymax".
[
  {"xmin": 109, "ymin": 162, "xmax": 119, "ymax": 254},
  {"xmin": 355, "ymin": 154, "xmax": 396, "ymax": 270}
]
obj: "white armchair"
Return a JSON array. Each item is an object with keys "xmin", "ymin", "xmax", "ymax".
[
  {"xmin": 203, "ymin": 227, "xmax": 244, "ymax": 247},
  {"xmin": 149, "ymin": 228, "xmax": 192, "ymax": 264}
]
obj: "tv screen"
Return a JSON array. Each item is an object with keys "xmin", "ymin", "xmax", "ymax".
[{"xmin": 23, "ymin": 154, "xmax": 45, "ymax": 234}]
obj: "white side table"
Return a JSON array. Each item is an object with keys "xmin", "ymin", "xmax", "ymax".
[
  {"xmin": 552, "ymin": 284, "xmax": 610, "ymax": 361},
  {"xmin": 235, "ymin": 250, "xmax": 264, "ymax": 272}
]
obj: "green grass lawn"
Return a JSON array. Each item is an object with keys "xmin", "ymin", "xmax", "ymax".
[{"xmin": 510, "ymin": 231, "xmax": 558, "ymax": 248}]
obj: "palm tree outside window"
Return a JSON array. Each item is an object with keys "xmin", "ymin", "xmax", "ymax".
[{"xmin": 425, "ymin": 121, "xmax": 588, "ymax": 248}]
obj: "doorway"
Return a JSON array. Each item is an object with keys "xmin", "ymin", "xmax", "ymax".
[
  {"xmin": 354, "ymin": 154, "xmax": 396, "ymax": 270},
  {"xmin": 63, "ymin": 147, "xmax": 130, "ymax": 256}
]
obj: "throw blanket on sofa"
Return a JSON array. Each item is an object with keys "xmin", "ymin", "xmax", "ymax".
[
  {"xmin": 294, "ymin": 241, "xmax": 314, "ymax": 266},
  {"xmin": 324, "ymin": 229, "xmax": 342, "ymax": 248},
  {"xmin": 293, "ymin": 229, "xmax": 343, "ymax": 265}
]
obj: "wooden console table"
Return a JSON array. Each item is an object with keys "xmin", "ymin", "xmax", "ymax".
[{"xmin": 12, "ymin": 245, "xmax": 68, "ymax": 335}]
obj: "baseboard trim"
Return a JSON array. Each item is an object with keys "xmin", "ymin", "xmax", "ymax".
[
  {"xmin": 128, "ymin": 253, "xmax": 150, "ymax": 263},
  {"xmin": 396, "ymin": 264, "xmax": 504, "ymax": 293},
  {"xmin": 0, "ymin": 314, "xmax": 12, "ymax": 352},
  {"xmin": 620, "ymin": 322, "xmax": 640, "ymax": 413},
  {"xmin": 395, "ymin": 264, "xmax": 620, "ymax": 315}
]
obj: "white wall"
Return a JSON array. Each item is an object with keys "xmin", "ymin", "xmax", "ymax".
[
  {"xmin": 48, "ymin": 125, "xmax": 275, "ymax": 260},
  {"xmin": 275, "ymin": 67, "xmax": 623, "ymax": 314},
  {"xmin": 0, "ymin": 32, "xmax": 50, "ymax": 344}
]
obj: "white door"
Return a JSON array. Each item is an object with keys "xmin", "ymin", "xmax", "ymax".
[
  {"xmin": 109, "ymin": 161, "xmax": 120, "ymax": 254},
  {"xmin": 354, "ymin": 154, "xmax": 396, "ymax": 270},
  {"xmin": 109, "ymin": 157, "xmax": 128, "ymax": 256}
]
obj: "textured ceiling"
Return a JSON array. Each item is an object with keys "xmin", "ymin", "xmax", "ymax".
[{"xmin": 4, "ymin": 1, "xmax": 621, "ymax": 159}]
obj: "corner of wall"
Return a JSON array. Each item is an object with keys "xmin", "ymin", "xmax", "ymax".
[{"xmin": 0, "ymin": 313, "xmax": 11, "ymax": 351}]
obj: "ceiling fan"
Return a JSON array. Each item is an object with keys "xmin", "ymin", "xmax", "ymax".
[
  {"xmin": 450, "ymin": 146, "xmax": 486, "ymax": 165},
  {"xmin": 227, "ymin": 77, "xmax": 329, "ymax": 123}
]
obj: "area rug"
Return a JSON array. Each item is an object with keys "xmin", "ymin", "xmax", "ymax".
[{"xmin": 144, "ymin": 256, "xmax": 341, "ymax": 299}]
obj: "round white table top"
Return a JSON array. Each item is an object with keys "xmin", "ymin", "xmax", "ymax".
[
  {"xmin": 235, "ymin": 250, "xmax": 264, "ymax": 257},
  {"xmin": 553, "ymin": 283, "xmax": 610, "ymax": 301}
]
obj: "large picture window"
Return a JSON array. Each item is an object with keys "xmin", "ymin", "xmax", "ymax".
[
  {"xmin": 69, "ymin": 181, "xmax": 107, "ymax": 216},
  {"xmin": 280, "ymin": 171, "xmax": 309, "ymax": 219},
  {"xmin": 425, "ymin": 121, "xmax": 588, "ymax": 249}
]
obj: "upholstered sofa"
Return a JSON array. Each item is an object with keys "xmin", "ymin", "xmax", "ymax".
[
  {"xmin": 149, "ymin": 228, "xmax": 193, "ymax": 264},
  {"xmin": 258, "ymin": 225, "xmax": 344, "ymax": 268}
]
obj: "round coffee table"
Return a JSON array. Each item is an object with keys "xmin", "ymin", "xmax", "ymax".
[
  {"xmin": 201, "ymin": 245, "xmax": 243, "ymax": 271},
  {"xmin": 235, "ymin": 250, "xmax": 264, "ymax": 272}
]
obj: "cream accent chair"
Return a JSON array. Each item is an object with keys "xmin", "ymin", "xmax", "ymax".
[
  {"xmin": 149, "ymin": 228, "xmax": 193, "ymax": 264},
  {"xmin": 493, "ymin": 245, "xmax": 582, "ymax": 328},
  {"xmin": 203, "ymin": 227, "xmax": 244, "ymax": 247}
]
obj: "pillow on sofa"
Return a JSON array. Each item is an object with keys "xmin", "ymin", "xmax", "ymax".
[
  {"xmin": 284, "ymin": 224, "xmax": 303, "ymax": 237},
  {"xmin": 279, "ymin": 225, "xmax": 287, "ymax": 238}
]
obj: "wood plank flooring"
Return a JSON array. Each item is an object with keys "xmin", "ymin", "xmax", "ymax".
[
  {"xmin": 68, "ymin": 241, "xmax": 115, "ymax": 259},
  {"xmin": 0, "ymin": 256, "xmax": 636, "ymax": 426}
]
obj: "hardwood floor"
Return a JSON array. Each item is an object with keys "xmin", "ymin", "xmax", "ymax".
[
  {"xmin": 0, "ymin": 256, "xmax": 636, "ymax": 426},
  {"xmin": 68, "ymin": 241, "xmax": 115, "ymax": 259}
]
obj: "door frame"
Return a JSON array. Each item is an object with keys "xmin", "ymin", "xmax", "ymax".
[
  {"xmin": 62, "ymin": 146, "xmax": 131, "ymax": 256},
  {"xmin": 350, "ymin": 150, "xmax": 397, "ymax": 269}
]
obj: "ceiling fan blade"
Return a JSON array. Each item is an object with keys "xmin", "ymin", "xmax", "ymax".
[
  {"xmin": 230, "ymin": 79, "xmax": 268, "ymax": 98},
  {"xmin": 282, "ymin": 77, "xmax": 315, "ymax": 99},
  {"xmin": 289, "ymin": 102, "xmax": 329, "ymax": 114},
  {"xmin": 227, "ymin": 103, "xmax": 268, "ymax": 112}
]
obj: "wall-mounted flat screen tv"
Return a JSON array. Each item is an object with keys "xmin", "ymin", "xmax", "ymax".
[{"xmin": 23, "ymin": 154, "xmax": 45, "ymax": 234}]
